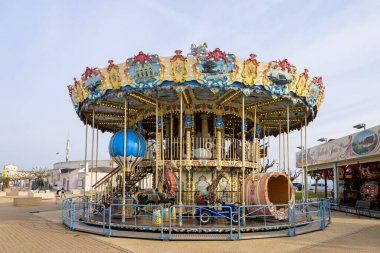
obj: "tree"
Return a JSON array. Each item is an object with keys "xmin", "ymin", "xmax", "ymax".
[
  {"xmin": 1, "ymin": 177, "xmax": 10, "ymax": 190},
  {"xmin": 259, "ymin": 159, "xmax": 276, "ymax": 173},
  {"xmin": 310, "ymin": 171, "xmax": 322, "ymax": 194},
  {"xmin": 32, "ymin": 168, "xmax": 50, "ymax": 191},
  {"xmin": 280, "ymin": 168, "xmax": 301, "ymax": 182}
]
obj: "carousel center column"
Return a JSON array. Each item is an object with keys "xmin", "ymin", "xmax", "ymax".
[
  {"xmin": 201, "ymin": 113, "xmax": 209, "ymax": 138},
  {"xmin": 215, "ymin": 108, "xmax": 224, "ymax": 171},
  {"xmin": 155, "ymin": 104, "xmax": 162, "ymax": 188},
  {"xmin": 184, "ymin": 106, "xmax": 193, "ymax": 204}
]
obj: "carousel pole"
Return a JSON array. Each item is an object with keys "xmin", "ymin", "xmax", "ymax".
[
  {"xmin": 241, "ymin": 93, "xmax": 246, "ymax": 205},
  {"xmin": 170, "ymin": 112, "xmax": 173, "ymax": 161},
  {"xmin": 155, "ymin": 99, "xmax": 159, "ymax": 189},
  {"xmin": 179, "ymin": 91, "xmax": 183, "ymax": 205},
  {"xmin": 253, "ymin": 107, "xmax": 257, "ymax": 166},
  {"xmin": 283, "ymin": 124, "xmax": 285, "ymax": 174},
  {"xmin": 263, "ymin": 126, "xmax": 266, "ymax": 168},
  {"xmin": 96, "ymin": 126, "xmax": 99, "ymax": 200},
  {"xmin": 122, "ymin": 97, "xmax": 127, "ymax": 223},
  {"xmin": 83, "ymin": 118, "xmax": 88, "ymax": 197},
  {"xmin": 305, "ymin": 113, "xmax": 309, "ymax": 202},
  {"xmin": 179, "ymin": 90, "xmax": 183, "ymax": 227},
  {"xmin": 110, "ymin": 153, "xmax": 113, "ymax": 198},
  {"xmin": 287, "ymin": 105, "xmax": 290, "ymax": 201},
  {"xmin": 279, "ymin": 123, "xmax": 282, "ymax": 172},
  {"xmin": 161, "ymin": 106, "xmax": 165, "ymax": 183},
  {"xmin": 90, "ymin": 107, "xmax": 95, "ymax": 203},
  {"xmin": 300, "ymin": 122, "xmax": 304, "ymax": 202}
]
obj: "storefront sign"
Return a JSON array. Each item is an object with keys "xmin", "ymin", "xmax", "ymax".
[{"xmin": 296, "ymin": 125, "xmax": 380, "ymax": 167}]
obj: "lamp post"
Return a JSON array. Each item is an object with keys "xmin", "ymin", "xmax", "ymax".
[
  {"xmin": 55, "ymin": 152, "xmax": 60, "ymax": 163},
  {"xmin": 353, "ymin": 123, "xmax": 366, "ymax": 131}
]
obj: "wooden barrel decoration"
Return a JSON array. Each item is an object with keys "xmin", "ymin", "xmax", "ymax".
[{"xmin": 244, "ymin": 172, "xmax": 295, "ymax": 220}]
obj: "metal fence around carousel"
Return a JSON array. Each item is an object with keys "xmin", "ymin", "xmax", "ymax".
[
  {"xmin": 61, "ymin": 198, "xmax": 331, "ymax": 240},
  {"xmin": 168, "ymin": 204, "xmax": 234, "ymax": 240},
  {"xmin": 108, "ymin": 203, "xmax": 164, "ymax": 239},
  {"xmin": 237, "ymin": 203, "xmax": 291, "ymax": 239}
]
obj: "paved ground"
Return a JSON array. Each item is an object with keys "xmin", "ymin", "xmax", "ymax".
[{"xmin": 0, "ymin": 196, "xmax": 379, "ymax": 253}]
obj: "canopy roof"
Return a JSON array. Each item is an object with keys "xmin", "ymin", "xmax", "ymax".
[{"xmin": 68, "ymin": 44, "xmax": 325, "ymax": 136}]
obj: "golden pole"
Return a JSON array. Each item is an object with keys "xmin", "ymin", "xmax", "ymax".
[
  {"xmin": 300, "ymin": 122, "xmax": 304, "ymax": 202},
  {"xmin": 122, "ymin": 97, "xmax": 127, "ymax": 223},
  {"xmin": 83, "ymin": 118, "xmax": 88, "ymax": 196},
  {"xmin": 263, "ymin": 126, "xmax": 266, "ymax": 168},
  {"xmin": 90, "ymin": 107, "xmax": 95, "ymax": 202},
  {"xmin": 179, "ymin": 91, "xmax": 183, "ymax": 205},
  {"xmin": 283, "ymin": 124, "xmax": 285, "ymax": 173},
  {"xmin": 305, "ymin": 113, "xmax": 309, "ymax": 202},
  {"xmin": 161, "ymin": 106, "xmax": 165, "ymax": 183},
  {"xmin": 155, "ymin": 99, "xmax": 159, "ymax": 189},
  {"xmin": 253, "ymin": 107, "xmax": 257, "ymax": 165},
  {"xmin": 96, "ymin": 127, "xmax": 99, "ymax": 187},
  {"xmin": 279, "ymin": 123, "xmax": 282, "ymax": 172},
  {"xmin": 241, "ymin": 94, "xmax": 246, "ymax": 205},
  {"xmin": 287, "ymin": 105, "xmax": 290, "ymax": 201},
  {"xmin": 170, "ymin": 112, "xmax": 173, "ymax": 161}
]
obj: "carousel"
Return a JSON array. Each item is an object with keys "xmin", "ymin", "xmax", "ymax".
[{"xmin": 64, "ymin": 43, "xmax": 327, "ymax": 240}]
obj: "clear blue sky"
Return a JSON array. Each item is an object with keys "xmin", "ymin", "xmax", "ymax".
[{"xmin": 0, "ymin": 0, "xmax": 379, "ymax": 169}]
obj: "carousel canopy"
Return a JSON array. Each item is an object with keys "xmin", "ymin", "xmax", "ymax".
[{"xmin": 67, "ymin": 43, "xmax": 325, "ymax": 136}]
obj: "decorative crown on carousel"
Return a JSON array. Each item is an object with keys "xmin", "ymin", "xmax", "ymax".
[{"xmin": 67, "ymin": 43, "xmax": 325, "ymax": 134}]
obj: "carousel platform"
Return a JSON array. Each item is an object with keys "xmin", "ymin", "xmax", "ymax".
[
  {"xmin": 66, "ymin": 217, "xmax": 323, "ymax": 240},
  {"xmin": 63, "ymin": 198, "xmax": 330, "ymax": 240}
]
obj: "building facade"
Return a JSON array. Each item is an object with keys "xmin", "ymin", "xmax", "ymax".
[{"xmin": 296, "ymin": 125, "xmax": 380, "ymax": 208}]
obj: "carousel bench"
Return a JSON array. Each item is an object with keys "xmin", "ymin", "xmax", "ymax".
[{"xmin": 354, "ymin": 200, "xmax": 371, "ymax": 217}]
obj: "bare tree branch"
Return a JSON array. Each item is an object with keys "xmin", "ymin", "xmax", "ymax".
[{"xmin": 259, "ymin": 159, "xmax": 276, "ymax": 173}]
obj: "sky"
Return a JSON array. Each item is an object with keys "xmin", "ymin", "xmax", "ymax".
[{"xmin": 0, "ymin": 0, "xmax": 379, "ymax": 170}]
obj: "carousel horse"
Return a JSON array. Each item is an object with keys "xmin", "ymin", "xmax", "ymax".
[{"xmin": 134, "ymin": 178, "xmax": 175, "ymax": 206}]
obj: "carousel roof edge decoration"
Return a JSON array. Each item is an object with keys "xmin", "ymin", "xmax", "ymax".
[{"xmin": 67, "ymin": 43, "xmax": 325, "ymax": 136}]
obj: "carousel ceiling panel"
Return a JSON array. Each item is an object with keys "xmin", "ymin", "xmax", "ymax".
[
  {"xmin": 193, "ymin": 87, "xmax": 223, "ymax": 101},
  {"xmin": 149, "ymin": 90, "xmax": 178, "ymax": 102},
  {"xmin": 106, "ymin": 96, "xmax": 145, "ymax": 108},
  {"xmin": 231, "ymin": 92, "xmax": 269, "ymax": 104}
]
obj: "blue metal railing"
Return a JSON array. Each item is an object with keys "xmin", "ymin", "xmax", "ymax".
[
  {"xmin": 62, "ymin": 198, "xmax": 330, "ymax": 240},
  {"xmin": 292, "ymin": 199, "xmax": 330, "ymax": 236},
  {"xmin": 237, "ymin": 204, "xmax": 291, "ymax": 239},
  {"xmin": 70, "ymin": 201, "xmax": 106, "ymax": 235},
  {"xmin": 108, "ymin": 203, "xmax": 164, "ymax": 239},
  {"xmin": 168, "ymin": 204, "xmax": 234, "ymax": 240}
]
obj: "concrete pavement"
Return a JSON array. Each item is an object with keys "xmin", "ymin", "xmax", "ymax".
[{"xmin": 0, "ymin": 196, "xmax": 379, "ymax": 253}]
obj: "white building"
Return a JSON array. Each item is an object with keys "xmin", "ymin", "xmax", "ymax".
[
  {"xmin": 50, "ymin": 160, "xmax": 116, "ymax": 192},
  {"xmin": 2, "ymin": 164, "xmax": 17, "ymax": 177}
]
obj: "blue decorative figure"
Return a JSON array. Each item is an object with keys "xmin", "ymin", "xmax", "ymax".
[
  {"xmin": 137, "ymin": 121, "xmax": 143, "ymax": 133},
  {"xmin": 255, "ymin": 123, "xmax": 261, "ymax": 138},
  {"xmin": 216, "ymin": 115, "xmax": 224, "ymax": 129},
  {"xmin": 185, "ymin": 114, "xmax": 193, "ymax": 128},
  {"xmin": 157, "ymin": 116, "xmax": 162, "ymax": 129}
]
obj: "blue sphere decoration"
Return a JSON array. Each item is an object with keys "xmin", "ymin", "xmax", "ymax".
[{"xmin": 109, "ymin": 129, "xmax": 146, "ymax": 167}]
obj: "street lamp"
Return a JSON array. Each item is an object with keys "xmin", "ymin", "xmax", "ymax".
[
  {"xmin": 317, "ymin": 137, "xmax": 328, "ymax": 143},
  {"xmin": 353, "ymin": 123, "xmax": 366, "ymax": 131}
]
